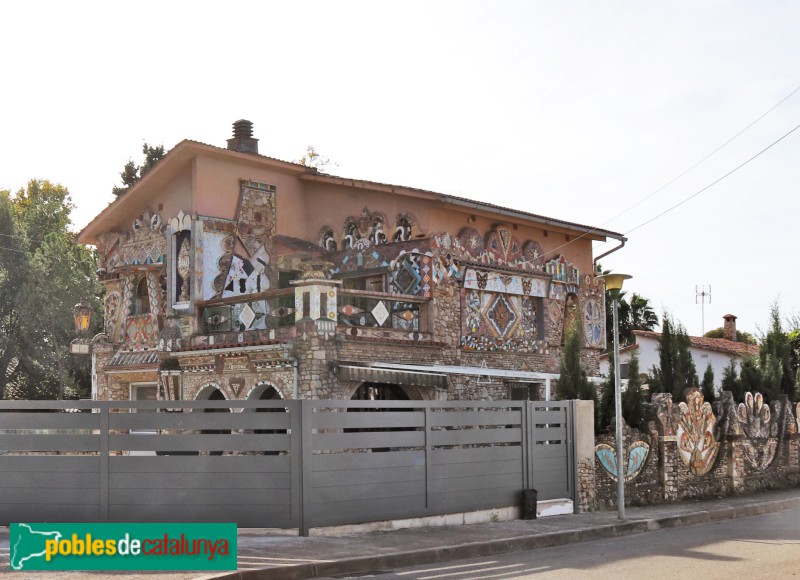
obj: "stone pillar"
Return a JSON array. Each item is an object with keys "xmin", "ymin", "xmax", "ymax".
[
  {"xmin": 574, "ymin": 399, "xmax": 596, "ymax": 512},
  {"xmin": 292, "ymin": 262, "xmax": 341, "ymax": 400},
  {"xmin": 728, "ymin": 436, "xmax": 747, "ymax": 494},
  {"xmin": 661, "ymin": 436, "xmax": 679, "ymax": 501}
]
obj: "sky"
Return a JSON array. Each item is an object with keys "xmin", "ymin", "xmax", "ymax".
[{"xmin": 1, "ymin": 1, "xmax": 798, "ymax": 338}]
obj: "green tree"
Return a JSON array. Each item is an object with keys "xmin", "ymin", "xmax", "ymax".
[
  {"xmin": 557, "ymin": 322, "xmax": 598, "ymax": 429},
  {"xmin": 622, "ymin": 352, "xmax": 644, "ymax": 428},
  {"xmin": 703, "ymin": 327, "xmax": 757, "ymax": 344},
  {"xmin": 604, "ymin": 291, "xmax": 658, "ymax": 348},
  {"xmin": 738, "ymin": 356, "xmax": 762, "ymax": 395},
  {"xmin": 721, "ymin": 359, "xmax": 744, "ymax": 402},
  {"xmin": 759, "ymin": 302, "xmax": 795, "ymax": 401},
  {"xmin": 598, "ymin": 351, "xmax": 616, "ymax": 431},
  {"xmin": 0, "ymin": 180, "xmax": 101, "ymax": 399},
  {"xmin": 112, "ymin": 143, "xmax": 166, "ymax": 196},
  {"xmin": 701, "ymin": 362, "xmax": 715, "ymax": 404},
  {"xmin": 649, "ymin": 313, "xmax": 699, "ymax": 401}
]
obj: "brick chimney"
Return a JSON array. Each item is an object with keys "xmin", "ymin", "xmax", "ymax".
[
  {"xmin": 226, "ymin": 119, "xmax": 259, "ymax": 154},
  {"xmin": 723, "ymin": 314, "xmax": 737, "ymax": 341}
]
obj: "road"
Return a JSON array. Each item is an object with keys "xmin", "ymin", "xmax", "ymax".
[{"xmin": 329, "ymin": 504, "xmax": 800, "ymax": 579}]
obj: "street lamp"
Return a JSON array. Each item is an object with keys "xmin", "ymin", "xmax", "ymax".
[
  {"xmin": 598, "ymin": 272, "xmax": 631, "ymax": 520},
  {"xmin": 70, "ymin": 300, "xmax": 94, "ymax": 355}
]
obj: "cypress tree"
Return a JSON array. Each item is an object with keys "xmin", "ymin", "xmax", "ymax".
[{"xmin": 701, "ymin": 362, "xmax": 715, "ymax": 404}]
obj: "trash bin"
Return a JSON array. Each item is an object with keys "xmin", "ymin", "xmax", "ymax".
[{"xmin": 522, "ymin": 488, "xmax": 538, "ymax": 520}]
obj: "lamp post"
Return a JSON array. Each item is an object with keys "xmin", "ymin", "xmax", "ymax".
[
  {"xmin": 598, "ymin": 272, "xmax": 631, "ymax": 520},
  {"xmin": 70, "ymin": 300, "xmax": 94, "ymax": 355}
]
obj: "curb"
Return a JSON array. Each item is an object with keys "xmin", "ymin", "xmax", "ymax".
[{"xmin": 212, "ymin": 496, "xmax": 800, "ymax": 580}]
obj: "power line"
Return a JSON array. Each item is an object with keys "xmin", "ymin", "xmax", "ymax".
[
  {"xmin": 540, "ymin": 83, "xmax": 800, "ymax": 261},
  {"xmin": 623, "ymin": 120, "xmax": 800, "ymax": 236}
]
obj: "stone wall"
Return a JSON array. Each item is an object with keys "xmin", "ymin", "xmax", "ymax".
[{"xmin": 591, "ymin": 389, "xmax": 800, "ymax": 510}]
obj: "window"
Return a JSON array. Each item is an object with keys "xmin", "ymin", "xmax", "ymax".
[{"xmin": 130, "ymin": 276, "xmax": 151, "ymax": 315}]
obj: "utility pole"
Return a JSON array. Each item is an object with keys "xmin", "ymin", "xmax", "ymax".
[{"xmin": 695, "ymin": 285, "xmax": 711, "ymax": 335}]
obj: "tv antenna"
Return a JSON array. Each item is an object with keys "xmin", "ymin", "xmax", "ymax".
[{"xmin": 695, "ymin": 285, "xmax": 711, "ymax": 335}]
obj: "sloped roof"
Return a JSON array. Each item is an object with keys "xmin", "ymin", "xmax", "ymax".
[
  {"xmin": 79, "ymin": 138, "xmax": 625, "ymax": 245},
  {"xmin": 632, "ymin": 330, "xmax": 760, "ymax": 357},
  {"xmin": 107, "ymin": 351, "xmax": 161, "ymax": 368}
]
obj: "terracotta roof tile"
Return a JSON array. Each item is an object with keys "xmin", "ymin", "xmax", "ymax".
[{"xmin": 632, "ymin": 330, "xmax": 760, "ymax": 357}]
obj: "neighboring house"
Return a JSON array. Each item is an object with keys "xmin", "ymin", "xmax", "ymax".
[
  {"xmin": 78, "ymin": 120, "xmax": 624, "ymax": 404},
  {"xmin": 599, "ymin": 314, "xmax": 759, "ymax": 387}
]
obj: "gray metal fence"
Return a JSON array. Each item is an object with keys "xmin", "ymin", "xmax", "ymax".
[{"xmin": 0, "ymin": 399, "xmax": 575, "ymax": 534}]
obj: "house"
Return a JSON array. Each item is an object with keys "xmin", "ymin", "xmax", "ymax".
[
  {"xmin": 599, "ymin": 314, "xmax": 759, "ymax": 387},
  {"xmin": 78, "ymin": 120, "xmax": 625, "ymax": 405}
]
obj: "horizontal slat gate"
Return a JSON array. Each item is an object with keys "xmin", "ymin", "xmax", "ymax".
[{"xmin": 0, "ymin": 398, "xmax": 574, "ymax": 531}]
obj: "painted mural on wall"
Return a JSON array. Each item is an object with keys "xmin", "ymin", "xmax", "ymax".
[
  {"xmin": 677, "ymin": 390, "xmax": 720, "ymax": 476},
  {"xmin": 595, "ymin": 441, "xmax": 650, "ymax": 482},
  {"xmin": 736, "ymin": 392, "xmax": 778, "ymax": 470}
]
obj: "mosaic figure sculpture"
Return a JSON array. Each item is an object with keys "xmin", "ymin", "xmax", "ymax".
[
  {"xmin": 677, "ymin": 390, "xmax": 720, "ymax": 476},
  {"xmin": 737, "ymin": 392, "xmax": 778, "ymax": 470}
]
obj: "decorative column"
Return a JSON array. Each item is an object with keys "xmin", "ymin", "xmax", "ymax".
[{"xmin": 292, "ymin": 261, "xmax": 340, "ymax": 399}]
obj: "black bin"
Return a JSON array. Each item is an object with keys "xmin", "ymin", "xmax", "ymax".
[{"xmin": 522, "ymin": 488, "xmax": 538, "ymax": 520}]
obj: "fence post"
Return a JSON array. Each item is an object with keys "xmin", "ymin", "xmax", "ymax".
[
  {"xmin": 299, "ymin": 400, "xmax": 314, "ymax": 536},
  {"xmin": 99, "ymin": 404, "xmax": 109, "ymax": 522},
  {"xmin": 424, "ymin": 405, "xmax": 432, "ymax": 510}
]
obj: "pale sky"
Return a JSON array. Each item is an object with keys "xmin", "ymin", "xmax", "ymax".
[{"xmin": 2, "ymin": 1, "xmax": 798, "ymax": 338}]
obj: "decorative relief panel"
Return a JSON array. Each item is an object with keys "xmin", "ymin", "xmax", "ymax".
[
  {"xmin": 677, "ymin": 390, "xmax": 720, "ymax": 476},
  {"xmin": 460, "ymin": 289, "xmax": 543, "ymax": 353}
]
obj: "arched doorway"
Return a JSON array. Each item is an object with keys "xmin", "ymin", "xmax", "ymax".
[
  {"xmin": 248, "ymin": 383, "xmax": 286, "ymax": 455},
  {"xmin": 197, "ymin": 386, "xmax": 229, "ymax": 456},
  {"xmin": 350, "ymin": 383, "xmax": 411, "ymax": 401}
]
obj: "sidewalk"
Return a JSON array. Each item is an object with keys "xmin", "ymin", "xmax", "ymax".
[
  {"xmin": 220, "ymin": 487, "xmax": 800, "ymax": 580},
  {"xmin": 2, "ymin": 488, "xmax": 799, "ymax": 580}
]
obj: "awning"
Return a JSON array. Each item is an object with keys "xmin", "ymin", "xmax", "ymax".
[{"xmin": 338, "ymin": 365, "xmax": 447, "ymax": 388}]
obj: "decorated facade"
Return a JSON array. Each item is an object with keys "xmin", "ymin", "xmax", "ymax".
[{"xmin": 79, "ymin": 120, "xmax": 624, "ymax": 405}]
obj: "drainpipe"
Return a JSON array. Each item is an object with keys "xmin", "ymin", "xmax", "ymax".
[{"xmin": 592, "ymin": 237, "xmax": 627, "ymax": 274}]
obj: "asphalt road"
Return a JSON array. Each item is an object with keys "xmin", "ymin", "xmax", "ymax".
[{"xmin": 334, "ymin": 504, "xmax": 800, "ymax": 580}]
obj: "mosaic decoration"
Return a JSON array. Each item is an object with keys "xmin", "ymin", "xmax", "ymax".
[
  {"xmin": 583, "ymin": 299, "xmax": 603, "ymax": 348},
  {"xmin": 463, "ymin": 268, "xmax": 547, "ymax": 297},
  {"xmin": 595, "ymin": 441, "xmax": 650, "ymax": 482},
  {"xmin": 115, "ymin": 211, "xmax": 167, "ymax": 268},
  {"xmin": 124, "ymin": 314, "xmax": 159, "ymax": 350},
  {"xmin": 319, "ymin": 227, "xmax": 337, "ymax": 251},
  {"xmin": 652, "ymin": 393, "xmax": 676, "ymax": 437},
  {"xmin": 104, "ymin": 291, "xmax": 121, "ymax": 341},
  {"xmin": 393, "ymin": 215, "xmax": 414, "ymax": 242},
  {"xmin": 461, "ymin": 289, "xmax": 543, "ymax": 353},
  {"xmin": 737, "ymin": 392, "xmax": 778, "ymax": 470},
  {"xmin": 545, "ymin": 255, "xmax": 580, "ymax": 285},
  {"xmin": 343, "ymin": 207, "xmax": 387, "ymax": 249},
  {"xmin": 677, "ymin": 390, "xmax": 720, "ymax": 476},
  {"xmin": 95, "ymin": 232, "xmax": 122, "ymax": 275},
  {"xmin": 221, "ymin": 182, "xmax": 276, "ymax": 298},
  {"xmin": 390, "ymin": 253, "xmax": 423, "ymax": 296},
  {"xmin": 199, "ymin": 219, "xmax": 236, "ymax": 300},
  {"xmin": 338, "ymin": 295, "xmax": 420, "ymax": 331},
  {"xmin": 548, "ymin": 300, "xmax": 563, "ymax": 333},
  {"xmin": 431, "ymin": 226, "xmax": 550, "ymax": 274}
]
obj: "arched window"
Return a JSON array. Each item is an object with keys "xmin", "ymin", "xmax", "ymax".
[{"xmin": 130, "ymin": 276, "xmax": 151, "ymax": 315}]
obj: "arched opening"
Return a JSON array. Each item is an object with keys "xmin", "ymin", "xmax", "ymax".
[
  {"xmin": 350, "ymin": 383, "xmax": 410, "ymax": 401},
  {"xmin": 130, "ymin": 276, "xmax": 151, "ymax": 315},
  {"xmin": 348, "ymin": 383, "xmax": 413, "ymax": 452},
  {"xmin": 198, "ymin": 386, "xmax": 229, "ymax": 456},
  {"xmin": 247, "ymin": 384, "xmax": 287, "ymax": 455}
]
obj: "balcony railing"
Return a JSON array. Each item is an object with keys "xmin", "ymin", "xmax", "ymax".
[
  {"xmin": 201, "ymin": 290, "xmax": 295, "ymax": 334},
  {"xmin": 337, "ymin": 290, "xmax": 425, "ymax": 332}
]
